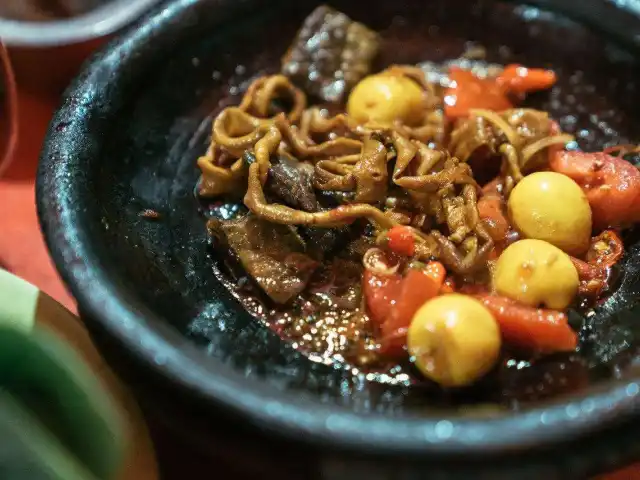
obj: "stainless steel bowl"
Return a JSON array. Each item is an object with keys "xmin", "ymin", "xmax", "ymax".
[
  {"xmin": 0, "ymin": 0, "xmax": 162, "ymax": 94},
  {"xmin": 0, "ymin": 0, "xmax": 162, "ymax": 47}
]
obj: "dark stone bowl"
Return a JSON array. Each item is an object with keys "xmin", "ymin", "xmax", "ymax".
[{"xmin": 36, "ymin": 0, "xmax": 640, "ymax": 477}]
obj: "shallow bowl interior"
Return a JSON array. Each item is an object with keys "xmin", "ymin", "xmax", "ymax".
[{"xmin": 37, "ymin": 0, "xmax": 640, "ymax": 462}]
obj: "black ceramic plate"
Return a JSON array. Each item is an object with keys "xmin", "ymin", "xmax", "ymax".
[{"xmin": 37, "ymin": 0, "xmax": 640, "ymax": 477}]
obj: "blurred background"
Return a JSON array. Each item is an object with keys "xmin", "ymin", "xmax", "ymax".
[
  {"xmin": 0, "ymin": 2, "xmax": 179, "ymax": 480},
  {"xmin": 0, "ymin": 0, "xmax": 161, "ymax": 309}
]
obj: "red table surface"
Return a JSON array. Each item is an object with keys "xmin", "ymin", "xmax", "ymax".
[{"xmin": 2, "ymin": 81, "xmax": 639, "ymax": 480}]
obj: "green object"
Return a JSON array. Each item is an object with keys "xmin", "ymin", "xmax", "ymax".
[
  {"xmin": 0, "ymin": 268, "xmax": 37, "ymax": 333},
  {"xmin": 0, "ymin": 392, "xmax": 96, "ymax": 480},
  {"xmin": 0, "ymin": 270, "xmax": 125, "ymax": 480}
]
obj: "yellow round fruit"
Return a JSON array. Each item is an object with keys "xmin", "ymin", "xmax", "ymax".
[
  {"xmin": 494, "ymin": 239, "xmax": 579, "ymax": 309},
  {"xmin": 407, "ymin": 294, "xmax": 501, "ymax": 388},
  {"xmin": 508, "ymin": 171, "xmax": 592, "ymax": 255},
  {"xmin": 347, "ymin": 73, "xmax": 426, "ymax": 126}
]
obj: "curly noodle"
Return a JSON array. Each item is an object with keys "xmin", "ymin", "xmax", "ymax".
[{"xmin": 197, "ymin": 68, "xmax": 573, "ymax": 274}]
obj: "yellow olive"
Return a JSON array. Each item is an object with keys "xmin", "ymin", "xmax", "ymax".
[
  {"xmin": 347, "ymin": 73, "xmax": 425, "ymax": 126},
  {"xmin": 494, "ymin": 239, "xmax": 579, "ymax": 309},
  {"xmin": 508, "ymin": 171, "xmax": 592, "ymax": 255},
  {"xmin": 407, "ymin": 294, "xmax": 501, "ymax": 388}
]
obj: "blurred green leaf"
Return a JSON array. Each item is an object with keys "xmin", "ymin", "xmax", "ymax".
[{"xmin": 0, "ymin": 326, "xmax": 125, "ymax": 479}]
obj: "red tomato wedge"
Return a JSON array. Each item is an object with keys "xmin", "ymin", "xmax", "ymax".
[
  {"xmin": 476, "ymin": 295, "xmax": 577, "ymax": 353},
  {"xmin": 477, "ymin": 195, "xmax": 510, "ymax": 243},
  {"xmin": 444, "ymin": 64, "xmax": 557, "ymax": 119},
  {"xmin": 495, "ymin": 64, "xmax": 557, "ymax": 94},
  {"xmin": 445, "ymin": 67, "xmax": 512, "ymax": 119},
  {"xmin": 364, "ymin": 262, "xmax": 447, "ymax": 357},
  {"xmin": 386, "ymin": 225, "xmax": 415, "ymax": 257},
  {"xmin": 550, "ymin": 151, "xmax": 640, "ymax": 229},
  {"xmin": 382, "ymin": 263, "xmax": 446, "ymax": 337},
  {"xmin": 362, "ymin": 269, "xmax": 402, "ymax": 328}
]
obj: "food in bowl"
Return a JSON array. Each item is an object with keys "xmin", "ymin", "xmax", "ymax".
[{"xmin": 195, "ymin": 5, "xmax": 640, "ymax": 391}]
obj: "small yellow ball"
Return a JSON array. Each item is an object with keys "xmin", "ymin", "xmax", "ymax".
[
  {"xmin": 407, "ymin": 294, "xmax": 501, "ymax": 387},
  {"xmin": 494, "ymin": 239, "xmax": 579, "ymax": 309},
  {"xmin": 508, "ymin": 171, "xmax": 592, "ymax": 255},
  {"xmin": 347, "ymin": 73, "xmax": 426, "ymax": 126}
]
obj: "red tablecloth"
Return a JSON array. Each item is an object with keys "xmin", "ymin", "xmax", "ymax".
[
  {"xmin": 2, "ymin": 82, "xmax": 639, "ymax": 480},
  {"xmin": 0, "ymin": 89, "xmax": 75, "ymax": 312}
]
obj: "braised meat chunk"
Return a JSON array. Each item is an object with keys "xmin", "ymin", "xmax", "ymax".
[{"xmin": 281, "ymin": 5, "xmax": 380, "ymax": 103}]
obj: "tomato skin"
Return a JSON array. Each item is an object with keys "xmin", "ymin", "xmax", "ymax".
[
  {"xmin": 362, "ymin": 269, "xmax": 402, "ymax": 328},
  {"xmin": 570, "ymin": 257, "xmax": 601, "ymax": 282},
  {"xmin": 551, "ymin": 151, "xmax": 640, "ymax": 229},
  {"xmin": 440, "ymin": 276, "xmax": 455, "ymax": 294},
  {"xmin": 570, "ymin": 230, "xmax": 624, "ymax": 298},
  {"xmin": 364, "ymin": 263, "xmax": 447, "ymax": 357},
  {"xmin": 587, "ymin": 230, "xmax": 623, "ymax": 268},
  {"xmin": 444, "ymin": 68, "xmax": 513, "ymax": 119},
  {"xmin": 382, "ymin": 265, "xmax": 445, "ymax": 337},
  {"xmin": 386, "ymin": 225, "xmax": 415, "ymax": 257},
  {"xmin": 444, "ymin": 65, "xmax": 557, "ymax": 119},
  {"xmin": 478, "ymin": 195, "xmax": 510, "ymax": 242},
  {"xmin": 476, "ymin": 295, "xmax": 577, "ymax": 353},
  {"xmin": 495, "ymin": 64, "xmax": 557, "ymax": 94},
  {"xmin": 378, "ymin": 328, "xmax": 408, "ymax": 357},
  {"xmin": 482, "ymin": 178, "xmax": 502, "ymax": 196}
]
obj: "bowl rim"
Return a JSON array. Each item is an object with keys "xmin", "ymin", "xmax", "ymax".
[
  {"xmin": 36, "ymin": 0, "xmax": 640, "ymax": 458},
  {"xmin": 0, "ymin": 0, "xmax": 162, "ymax": 47}
]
